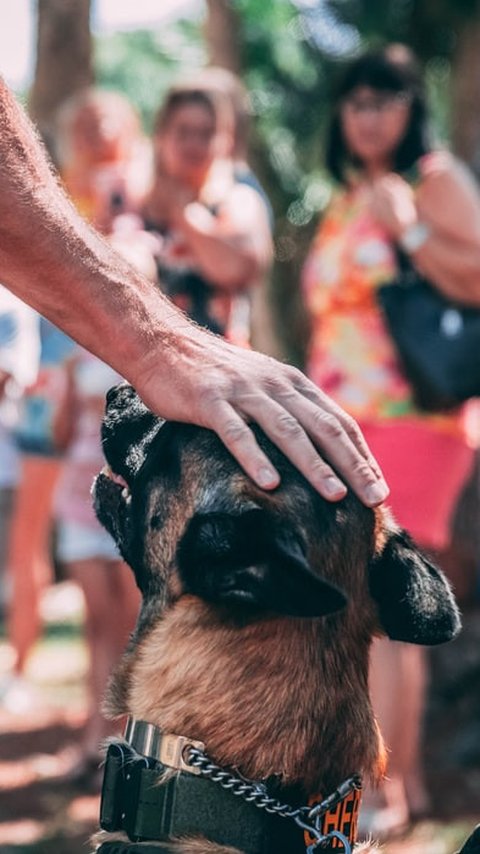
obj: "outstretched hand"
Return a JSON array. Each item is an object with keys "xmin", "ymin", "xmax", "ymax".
[{"xmin": 135, "ymin": 326, "xmax": 389, "ymax": 507}]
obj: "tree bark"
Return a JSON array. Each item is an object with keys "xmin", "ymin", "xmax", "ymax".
[
  {"xmin": 29, "ymin": 0, "xmax": 93, "ymax": 160},
  {"xmin": 204, "ymin": 0, "xmax": 242, "ymax": 73},
  {"xmin": 450, "ymin": 7, "xmax": 480, "ymax": 178}
]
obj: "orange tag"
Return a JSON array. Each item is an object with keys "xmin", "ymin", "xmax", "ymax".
[{"xmin": 304, "ymin": 788, "xmax": 361, "ymax": 850}]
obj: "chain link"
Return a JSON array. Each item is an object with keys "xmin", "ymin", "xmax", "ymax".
[
  {"xmin": 187, "ymin": 746, "xmax": 307, "ymax": 820},
  {"xmin": 186, "ymin": 745, "xmax": 361, "ymax": 849}
]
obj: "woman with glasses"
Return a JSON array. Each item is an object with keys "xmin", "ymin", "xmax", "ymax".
[{"xmin": 302, "ymin": 45, "xmax": 480, "ymax": 837}]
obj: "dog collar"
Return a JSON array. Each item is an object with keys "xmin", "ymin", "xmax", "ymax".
[
  {"xmin": 124, "ymin": 716, "xmax": 204, "ymax": 775},
  {"xmin": 100, "ymin": 718, "xmax": 361, "ymax": 853}
]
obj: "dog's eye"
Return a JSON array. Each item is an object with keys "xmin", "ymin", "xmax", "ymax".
[{"xmin": 151, "ymin": 514, "xmax": 162, "ymax": 531}]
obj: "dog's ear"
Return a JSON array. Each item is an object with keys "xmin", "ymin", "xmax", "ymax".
[
  {"xmin": 369, "ymin": 529, "xmax": 461, "ymax": 644},
  {"xmin": 102, "ymin": 383, "xmax": 163, "ymax": 484},
  {"xmin": 177, "ymin": 509, "xmax": 347, "ymax": 617}
]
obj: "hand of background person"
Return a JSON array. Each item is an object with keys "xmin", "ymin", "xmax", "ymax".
[
  {"xmin": 134, "ymin": 325, "xmax": 389, "ymax": 506},
  {"xmin": 144, "ymin": 170, "xmax": 197, "ymax": 229},
  {"xmin": 369, "ymin": 173, "xmax": 418, "ymax": 239}
]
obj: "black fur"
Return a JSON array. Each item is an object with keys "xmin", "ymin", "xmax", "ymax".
[
  {"xmin": 369, "ymin": 530, "xmax": 461, "ymax": 644},
  {"xmin": 94, "ymin": 384, "xmax": 461, "ymax": 645},
  {"xmin": 177, "ymin": 509, "xmax": 346, "ymax": 617}
]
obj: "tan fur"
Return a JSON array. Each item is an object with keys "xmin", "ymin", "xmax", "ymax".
[
  {"xmin": 123, "ymin": 598, "xmax": 385, "ymax": 792},
  {"xmin": 93, "ymin": 830, "xmax": 380, "ymax": 852}
]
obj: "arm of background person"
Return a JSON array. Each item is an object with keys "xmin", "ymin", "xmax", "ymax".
[
  {"xmin": 412, "ymin": 155, "xmax": 480, "ymax": 304},
  {"xmin": 178, "ymin": 183, "xmax": 273, "ymax": 290},
  {"xmin": 0, "ymin": 77, "xmax": 388, "ymax": 506},
  {"xmin": 370, "ymin": 154, "xmax": 480, "ymax": 305}
]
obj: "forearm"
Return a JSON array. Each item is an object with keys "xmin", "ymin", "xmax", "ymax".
[
  {"xmin": 0, "ymin": 78, "xmax": 193, "ymax": 388},
  {"xmin": 179, "ymin": 203, "xmax": 262, "ymax": 290},
  {"xmin": 412, "ymin": 232, "xmax": 480, "ymax": 305}
]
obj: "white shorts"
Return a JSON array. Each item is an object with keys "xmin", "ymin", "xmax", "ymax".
[{"xmin": 56, "ymin": 520, "xmax": 119, "ymax": 563}]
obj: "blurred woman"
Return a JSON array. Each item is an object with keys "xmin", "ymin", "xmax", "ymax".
[
  {"xmin": 50, "ymin": 88, "xmax": 152, "ymax": 783},
  {"xmin": 57, "ymin": 87, "xmax": 152, "ymax": 233},
  {"xmin": 142, "ymin": 82, "xmax": 272, "ymax": 344},
  {"xmin": 302, "ymin": 45, "xmax": 480, "ymax": 834},
  {"xmin": 5, "ymin": 319, "xmax": 73, "ymax": 711},
  {"xmin": 53, "ymin": 349, "xmax": 139, "ymax": 783}
]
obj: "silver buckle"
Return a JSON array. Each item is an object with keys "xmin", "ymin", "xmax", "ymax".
[
  {"xmin": 159, "ymin": 733, "xmax": 205, "ymax": 775},
  {"xmin": 124, "ymin": 717, "xmax": 205, "ymax": 776}
]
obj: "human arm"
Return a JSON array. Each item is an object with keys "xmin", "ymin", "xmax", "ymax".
[
  {"xmin": 370, "ymin": 154, "xmax": 480, "ymax": 305},
  {"xmin": 177, "ymin": 183, "xmax": 273, "ymax": 290},
  {"xmin": 0, "ymin": 77, "xmax": 388, "ymax": 506},
  {"xmin": 51, "ymin": 358, "xmax": 77, "ymax": 452}
]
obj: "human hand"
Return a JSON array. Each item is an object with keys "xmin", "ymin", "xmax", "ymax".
[
  {"xmin": 134, "ymin": 327, "xmax": 389, "ymax": 507},
  {"xmin": 145, "ymin": 171, "xmax": 197, "ymax": 228},
  {"xmin": 370, "ymin": 173, "xmax": 418, "ymax": 239}
]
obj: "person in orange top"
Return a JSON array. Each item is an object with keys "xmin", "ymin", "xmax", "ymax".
[
  {"xmin": 302, "ymin": 45, "xmax": 480, "ymax": 835},
  {"xmin": 57, "ymin": 87, "xmax": 152, "ymax": 234}
]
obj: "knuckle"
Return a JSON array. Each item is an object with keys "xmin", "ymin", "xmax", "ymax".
[
  {"xmin": 312, "ymin": 411, "xmax": 344, "ymax": 440},
  {"xmin": 222, "ymin": 419, "xmax": 249, "ymax": 445},
  {"xmin": 350, "ymin": 458, "xmax": 376, "ymax": 480},
  {"xmin": 273, "ymin": 413, "xmax": 303, "ymax": 439},
  {"xmin": 285, "ymin": 365, "xmax": 306, "ymax": 386},
  {"xmin": 308, "ymin": 457, "xmax": 334, "ymax": 478},
  {"xmin": 341, "ymin": 412, "xmax": 363, "ymax": 440},
  {"xmin": 197, "ymin": 377, "xmax": 227, "ymax": 408}
]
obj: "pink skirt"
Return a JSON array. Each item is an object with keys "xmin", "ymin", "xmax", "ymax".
[{"xmin": 360, "ymin": 420, "xmax": 474, "ymax": 550}]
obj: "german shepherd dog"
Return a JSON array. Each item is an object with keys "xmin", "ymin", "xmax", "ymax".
[{"xmin": 92, "ymin": 384, "xmax": 476, "ymax": 854}]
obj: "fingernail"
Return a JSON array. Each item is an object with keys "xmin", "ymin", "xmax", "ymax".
[
  {"xmin": 323, "ymin": 476, "xmax": 347, "ymax": 498},
  {"xmin": 365, "ymin": 481, "xmax": 390, "ymax": 505},
  {"xmin": 257, "ymin": 467, "xmax": 279, "ymax": 489}
]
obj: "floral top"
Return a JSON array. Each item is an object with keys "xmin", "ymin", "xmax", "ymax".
[{"xmin": 302, "ymin": 174, "xmax": 462, "ymax": 432}]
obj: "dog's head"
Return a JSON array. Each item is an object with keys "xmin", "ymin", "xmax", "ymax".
[{"xmin": 93, "ymin": 383, "xmax": 460, "ymax": 645}]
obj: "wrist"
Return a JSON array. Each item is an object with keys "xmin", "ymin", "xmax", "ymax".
[{"xmin": 398, "ymin": 221, "xmax": 431, "ymax": 253}]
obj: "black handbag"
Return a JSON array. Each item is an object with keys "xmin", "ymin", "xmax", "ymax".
[{"xmin": 377, "ymin": 250, "xmax": 480, "ymax": 411}]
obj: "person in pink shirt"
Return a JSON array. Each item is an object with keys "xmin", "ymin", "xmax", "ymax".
[
  {"xmin": 302, "ymin": 45, "xmax": 480, "ymax": 834},
  {"xmin": 53, "ymin": 349, "xmax": 139, "ymax": 783}
]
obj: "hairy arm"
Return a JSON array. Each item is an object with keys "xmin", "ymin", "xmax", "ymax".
[{"xmin": 0, "ymin": 78, "xmax": 388, "ymax": 506}]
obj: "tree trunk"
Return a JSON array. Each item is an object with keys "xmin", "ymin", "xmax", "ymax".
[
  {"xmin": 203, "ymin": 0, "xmax": 285, "ymax": 357},
  {"xmin": 450, "ymin": 8, "xmax": 480, "ymax": 178},
  {"xmin": 204, "ymin": 0, "xmax": 242, "ymax": 73},
  {"xmin": 29, "ymin": 0, "xmax": 93, "ymax": 160}
]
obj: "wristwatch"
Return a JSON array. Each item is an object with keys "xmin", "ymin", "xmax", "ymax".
[{"xmin": 399, "ymin": 221, "xmax": 431, "ymax": 253}]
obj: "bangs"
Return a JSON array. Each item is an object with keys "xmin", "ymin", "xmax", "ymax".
[{"xmin": 337, "ymin": 54, "xmax": 419, "ymax": 99}]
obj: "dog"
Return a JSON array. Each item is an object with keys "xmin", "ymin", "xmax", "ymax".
[{"xmin": 92, "ymin": 383, "xmax": 471, "ymax": 854}]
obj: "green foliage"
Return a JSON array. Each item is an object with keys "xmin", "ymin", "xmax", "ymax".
[
  {"xmin": 93, "ymin": 0, "xmax": 475, "ymax": 362},
  {"xmin": 94, "ymin": 20, "xmax": 206, "ymax": 131}
]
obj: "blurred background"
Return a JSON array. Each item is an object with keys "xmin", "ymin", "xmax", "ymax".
[{"xmin": 0, "ymin": 2, "xmax": 479, "ymax": 853}]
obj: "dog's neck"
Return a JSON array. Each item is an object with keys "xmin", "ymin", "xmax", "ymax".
[{"xmin": 106, "ymin": 596, "xmax": 385, "ymax": 794}]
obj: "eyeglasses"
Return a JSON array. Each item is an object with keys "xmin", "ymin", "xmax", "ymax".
[{"xmin": 341, "ymin": 93, "xmax": 412, "ymax": 115}]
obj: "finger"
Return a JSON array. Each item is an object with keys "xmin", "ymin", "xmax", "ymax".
[
  {"xmin": 238, "ymin": 394, "xmax": 348, "ymax": 501},
  {"xmin": 239, "ymin": 379, "xmax": 388, "ymax": 506},
  {"xmin": 289, "ymin": 373, "xmax": 385, "ymax": 481},
  {"xmin": 208, "ymin": 401, "xmax": 280, "ymax": 490},
  {"xmin": 272, "ymin": 388, "xmax": 389, "ymax": 506}
]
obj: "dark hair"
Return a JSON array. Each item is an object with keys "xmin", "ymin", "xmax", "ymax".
[
  {"xmin": 153, "ymin": 86, "xmax": 218, "ymax": 136},
  {"xmin": 326, "ymin": 46, "xmax": 433, "ymax": 183}
]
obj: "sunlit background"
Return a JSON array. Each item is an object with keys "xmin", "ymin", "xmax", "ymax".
[{"xmin": 0, "ymin": 3, "xmax": 479, "ymax": 853}]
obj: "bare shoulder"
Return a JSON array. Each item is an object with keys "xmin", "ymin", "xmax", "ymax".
[
  {"xmin": 218, "ymin": 181, "xmax": 271, "ymax": 239},
  {"xmin": 417, "ymin": 150, "xmax": 480, "ymax": 230},
  {"xmin": 419, "ymin": 150, "xmax": 477, "ymax": 196}
]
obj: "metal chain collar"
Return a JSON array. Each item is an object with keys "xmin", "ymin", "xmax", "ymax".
[{"xmin": 186, "ymin": 746, "xmax": 361, "ymax": 853}]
